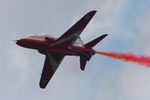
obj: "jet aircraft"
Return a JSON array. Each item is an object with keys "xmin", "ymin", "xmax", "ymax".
[{"xmin": 16, "ymin": 10, "xmax": 108, "ymax": 88}]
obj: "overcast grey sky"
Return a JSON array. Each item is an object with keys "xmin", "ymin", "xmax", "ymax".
[{"xmin": 0, "ymin": 0, "xmax": 150, "ymax": 100}]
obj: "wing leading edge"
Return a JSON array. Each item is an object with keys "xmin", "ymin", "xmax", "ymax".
[
  {"xmin": 51, "ymin": 10, "xmax": 97, "ymax": 49},
  {"xmin": 39, "ymin": 51, "xmax": 65, "ymax": 88}
]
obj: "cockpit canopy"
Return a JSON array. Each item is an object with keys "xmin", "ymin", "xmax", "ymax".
[
  {"xmin": 72, "ymin": 37, "xmax": 84, "ymax": 47},
  {"xmin": 26, "ymin": 35, "xmax": 57, "ymax": 41}
]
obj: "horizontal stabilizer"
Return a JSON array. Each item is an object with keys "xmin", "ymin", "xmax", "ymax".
[{"xmin": 85, "ymin": 34, "xmax": 108, "ymax": 48}]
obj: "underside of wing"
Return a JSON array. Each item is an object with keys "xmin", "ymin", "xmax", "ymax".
[{"xmin": 39, "ymin": 51, "xmax": 65, "ymax": 88}]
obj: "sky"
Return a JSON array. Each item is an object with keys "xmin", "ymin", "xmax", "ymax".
[{"xmin": 0, "ymin": 0, "xmax": 150, "ymax": 100}]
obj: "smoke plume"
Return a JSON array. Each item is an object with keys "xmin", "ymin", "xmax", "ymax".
[{"xmin": 95, "ymin": 51, "xmax": 150, "ymax": 67}]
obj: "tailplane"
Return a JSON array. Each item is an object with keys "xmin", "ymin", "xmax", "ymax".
[{"xmin": 85, "ymin": 34, "xmax": 108, "ymax": 48}]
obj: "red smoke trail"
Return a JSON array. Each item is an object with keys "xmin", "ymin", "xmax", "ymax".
[{"xmin": 95, "ymin": 51, "xmax": 150, "ymax": 67}]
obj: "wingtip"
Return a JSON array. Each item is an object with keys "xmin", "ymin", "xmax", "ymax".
[
  {"xmin": 92, "ymin": 10, "xmax": 97, "ymax": 12},
  {"xmin": 101, "ymin": 34, "xmax": 108, "ymax": 38},
  {"xmin": 104, "ymin": 34, "xmax": 108, "ymax": 36},
  {"xmin": 39, "ymin": 82, "xmax": 46, "ymax": 89},
  {"xmin": 84, "ymin": 10, "xmax": 97, "ymax": 19},
  {"xmin": 89, "ymin": 10, "xmax": 97, "ymax": 14}
]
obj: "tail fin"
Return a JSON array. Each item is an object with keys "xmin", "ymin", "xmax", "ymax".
[
  {"xmin": 80, "ymin": 54, "xmax": 92, "ymax": 71},
  {"xmin": 85, "ymin": 34, "xmax": 108, "ymax": 48},
  {"xmin": 80, "ymin": 56, "xmax": 87, "ymax": 71}
]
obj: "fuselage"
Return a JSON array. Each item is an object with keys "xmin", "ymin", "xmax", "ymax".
[{"xmin": 16, "ymin": 35, "xmax": 95, "ymax": 56}]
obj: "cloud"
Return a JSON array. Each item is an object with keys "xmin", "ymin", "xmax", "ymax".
[
  {"xmin": 1, "ymin": 0, "xmax": 150, "ymax": 100},
  {"xmin": 92, "ymin": 0, "xmax": 150, "ymax": 100},
  {"xmin": 135, "ymin": 6, "xmax": 150, "ymax": 54},
  {"xmin": 119, "ymin": 64, "xmax": 150, "ymax": 100},
  {"xmin": 116, "ymin": 1, "xmax": 150, "ymax": 100}
]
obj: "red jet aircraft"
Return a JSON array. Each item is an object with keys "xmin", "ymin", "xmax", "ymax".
[{"xmin": 16, "ymin": 10, "xmax": 108, "ymax": 88}]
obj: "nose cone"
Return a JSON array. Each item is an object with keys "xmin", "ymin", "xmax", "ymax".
[
  {"xmin": 15, "ymin": 38, "xmax": 32, "ymax": 48},
  {"xmin": 16, "ymin": 39, "xmax": 25, "ymax": 47},
  {"xmin": 16, "ymin": 39, "xmax": 21, "ymax": 46}
]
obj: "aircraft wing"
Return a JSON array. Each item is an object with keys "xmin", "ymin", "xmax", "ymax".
[
  {"xmin": 51, "ymin": 10, "xmax": 97, "ymax": 49},
  {"xmin": 39, "ymin": 51, "xmax": 65, "ymax": 88}
]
